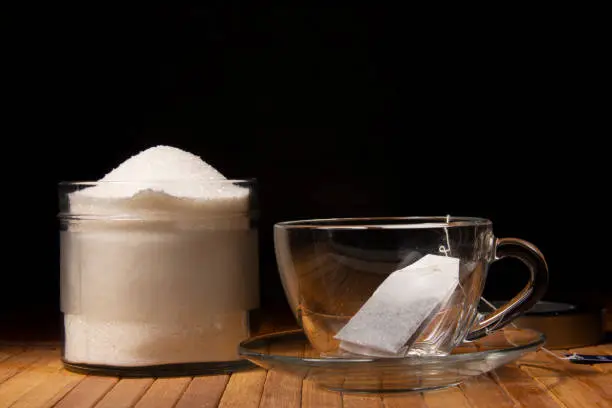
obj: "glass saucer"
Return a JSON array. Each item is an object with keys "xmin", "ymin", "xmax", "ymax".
[{"xmin": 239, "ymin": 328, "xmax": 545, "ymax": 393}]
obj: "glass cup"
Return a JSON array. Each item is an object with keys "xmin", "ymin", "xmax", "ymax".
[
  {"xmin": 58, "ymin": 180, "xmax": 259, "ymax": 376},
  {"xmin": 274, "ymin": 216, "xmax": 548, "ymax": 357}
]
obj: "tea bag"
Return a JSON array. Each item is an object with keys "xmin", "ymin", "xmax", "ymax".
[{"xmin": 334, "ymin": 254, "xmax": 460, "ymax": 356}]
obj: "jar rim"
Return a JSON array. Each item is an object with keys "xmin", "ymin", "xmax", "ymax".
[{"xmin": 58, "ymin": 178, "xmax": 256, "ymax": 186}]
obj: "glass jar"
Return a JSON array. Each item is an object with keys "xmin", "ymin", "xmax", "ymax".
[{"xmin": 58, "ymin": 179, "xmax": 259, "ymax": 376}]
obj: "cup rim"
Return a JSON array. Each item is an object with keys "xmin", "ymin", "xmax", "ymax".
[{"xmin": 274, "ymin": 216, "xmax": 492, "ymax": 229}]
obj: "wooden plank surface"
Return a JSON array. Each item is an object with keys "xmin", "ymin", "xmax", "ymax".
[
  {"xmin": 519, "ymin": 350, "xmax": 611, "ymax": 407},
  {"xmin": 0, "ymin": 348, "xmax": 62, "ymax": 407},
  {"xmin": 95, "ymin": 378, "xmax": 154, "ymax": 408},
  {"xmin": 53, "ymin": 376, "xmax": 118, "ymax": 408},
  {"xmin": 174, "ymin": 375, "xmax": 229, "ymax": 408},
  {"xmin": 1, "ymin": 342, "xmax": 610, "ymax": 407},
  {"xmin": 133, "ymin": 377, "xmax": 191, "ymax": 408},
  {"xmin": 217, "ymin": 370, "xmax": 267, "ymax": 408}
]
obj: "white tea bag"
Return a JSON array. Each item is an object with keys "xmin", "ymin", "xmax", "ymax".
[{"xmin": 334, "ymin": 254, "xmax": 460, "ymax": 356}]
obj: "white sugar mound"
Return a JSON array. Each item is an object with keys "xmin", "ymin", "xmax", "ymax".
[
  {"xmin": 61, "ymin": 145, "xmax": 258, "ymax": 367},
  {"xmin": 70, "ymin": 145, "xmax": 249, "ymax": 216}
]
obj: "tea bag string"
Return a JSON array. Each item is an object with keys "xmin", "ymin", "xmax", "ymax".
[
  {"xmin": 440, "ymin": 215, "xmax": 467, "ymax": 300},
  {"xmin": 440, "ymin": 214, "xmax": 570, "ymax": 362},
  {"xmin": 438, "ymin": 214, "xmax": 452, "ymax": 256}
]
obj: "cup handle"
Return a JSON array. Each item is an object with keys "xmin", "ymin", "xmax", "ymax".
[{"xmin": 466, "ymin": 237, "xmax": 549, "ymax": 341}]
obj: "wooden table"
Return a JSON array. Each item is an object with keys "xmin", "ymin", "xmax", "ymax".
[
  {"xmin": 1, "ymin": 321, "xmax": 611, "ymax": 407},
  {"xmin": 1, "ymin": 343, "xmax": 610, "ymax": 407}
]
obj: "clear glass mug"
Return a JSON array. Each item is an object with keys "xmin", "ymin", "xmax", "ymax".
[{"xmin": 274, "ymin": 217, "xmax": 548, "ymax": 357}]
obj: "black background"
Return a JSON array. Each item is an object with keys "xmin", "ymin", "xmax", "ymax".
[{"xmin": 1, "ymin": 6, "xmax": 608, "ymax": 339}]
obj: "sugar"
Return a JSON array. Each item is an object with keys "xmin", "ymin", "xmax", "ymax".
[
  {"xmin": 70, "ymin": 146, "xmax": 250, "ymax": 218},
  {"xmin": 61, "ymin": 145, "xmax": 258, "ymax": 367},
  {"xmin": 334, "ymin": 254, "xmax": 459, "ymax": 356},
  {"xmin": 76, "ymin": 146, "xmax": 240, "ymax": 198},
  {"xmin": 64, "ymin": 313, "xmax": 249, "ymax": 366}
]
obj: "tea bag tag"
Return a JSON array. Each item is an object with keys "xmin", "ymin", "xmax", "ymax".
[
  {"xmin": 565, "ymin": 354, "xmax": 612, "ymax": 364},
  {"xmin": 334, "ymin": 254, "xmax": 460, "ymax": 355}
]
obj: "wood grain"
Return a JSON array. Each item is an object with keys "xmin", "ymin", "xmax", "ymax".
[
  {"xmin": 0, "ymin": 339, "xmax": 610, "ymax": 407},
  {"xmin": 0, "ymin": 346, "xmax": 25, "ymax": 363},
  {"xmin": 301, "ymin": 345, "xmax": 342, "ymax": 408},
  {"xmin": 53, "ymin": 376, "xmax": 118, "ymax": 408},
  {"xmin": 259, "ymin": 371, "xmax": 302, "ymax": 408},
  {"xmin": 217, "ymin": 369, "xmax": 267, "ymax": 408},
  {"xmin": 343, "ymin": 394, "xmax": 383, "ymax": 408},
  {"xmin": 94, "ymin": 378, "xmax": 154, "ymax": 408},
  {"xmin": 0, "ymin": 349, "xmax": 51, "ymax": 384},
  {"xmin": 301, "ymin": 379, "xmax": 342, "ymax": 408},
  {"xmin": 423, "ymin": 387, "xmax": 472, "ymax": 408},
  {"xmin": 258, "ymin": 336, "xmax": 305, "ymax": 408},
  {"xmin": 382, "ymin": 393, "xmax": 427, "ymax": 408},
  {"xmin": 0, "ymin": 349, "xmax": 62, "ymax": 408},
  {"xmin": 8, "ymin": 369, "xmax": 84, "ymax": 408},
  {"xmin": 492, "ymin": 365, "xmax": 563, "ymax": 408},
  {"xmin": 459, "ymin": 374, "xmax": 517, "ymax": 408},
  {"xmin": 519, "ymin": 351, "xmax": 610, "ymax": 407},
  {"xmin": 133, "ymin": 377, "xmax": 191, "ymax": 408},
  {"xmin": 174, "ymin": 375, "xmax": 229, "ymax": 408}
]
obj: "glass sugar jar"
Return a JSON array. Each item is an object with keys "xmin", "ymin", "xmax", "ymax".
[{"xmin": 58, "ymin": 179, "xmax": 259, "ymax": 376}]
